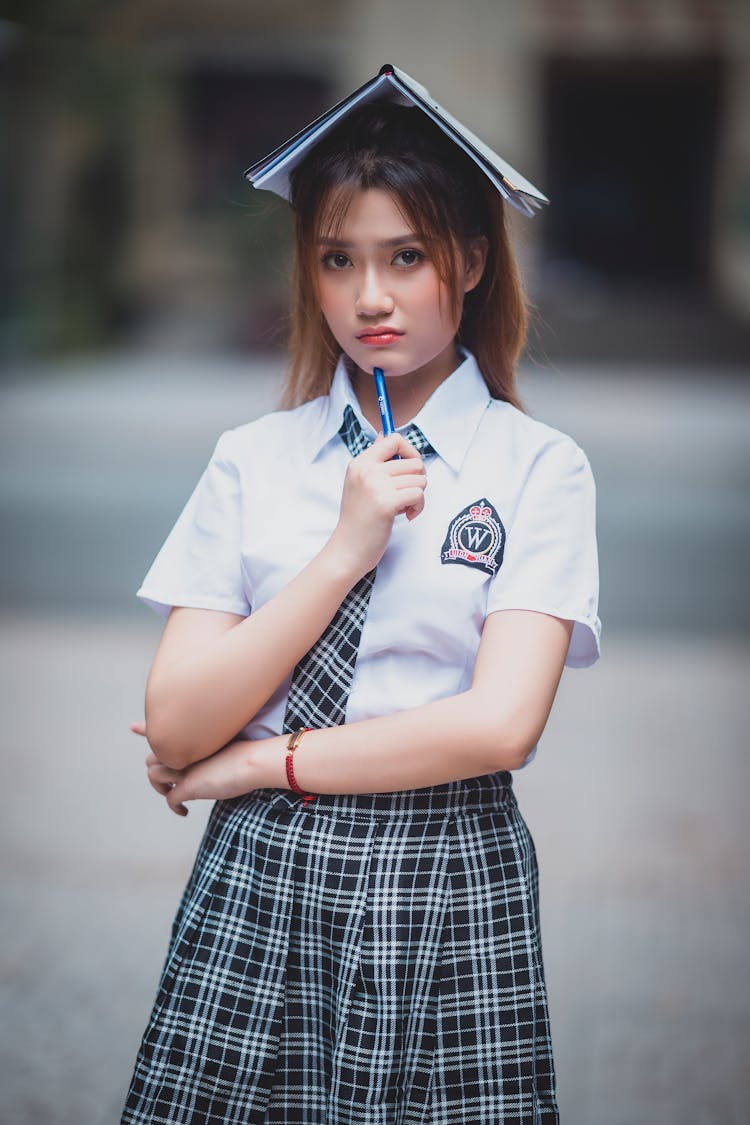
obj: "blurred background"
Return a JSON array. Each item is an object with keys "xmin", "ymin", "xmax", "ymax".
[{"xmin": 1, "ymin": 2, "xmax": 748, "ymax": 1123}]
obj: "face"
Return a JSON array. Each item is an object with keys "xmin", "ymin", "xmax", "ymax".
[{"xmin": 316, "ymin": 188, "xmax": 485, "ymax": 398}]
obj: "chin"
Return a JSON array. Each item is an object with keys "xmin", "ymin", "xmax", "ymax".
[{"xmin": 351, "ymin": 354, "xmax": 406, "ymax": 378}]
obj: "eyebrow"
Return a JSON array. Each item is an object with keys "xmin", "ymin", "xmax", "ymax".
[{"xmin": 317, "ymin": 234, "xmax": 422, "ymax": 248}]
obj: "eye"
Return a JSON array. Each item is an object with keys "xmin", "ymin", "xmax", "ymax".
[
  {"xmin": 392, "ymin": 248, "xmax": 425, "ymax": 268},
  {"xmin": 321, "ymin": 251, "xmax": 352, "ymax": 270}
]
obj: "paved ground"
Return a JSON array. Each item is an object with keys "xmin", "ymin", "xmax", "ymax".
[
  {"xmin": 1, "ymin": 353, "xmax": 748, "ymax": 1123},
  {"xmin": 0, "ymin": 619, "xmax": 747, "ymax": 1125}
]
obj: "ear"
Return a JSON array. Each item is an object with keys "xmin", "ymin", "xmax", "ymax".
[{"xmin": 463, "ymin": 236, "xmax": 489, "ymax": 294}]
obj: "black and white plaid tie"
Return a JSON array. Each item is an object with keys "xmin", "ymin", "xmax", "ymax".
[{"xmin": 282, "ymin": 405, "xmax": 436, "ymax": 734}]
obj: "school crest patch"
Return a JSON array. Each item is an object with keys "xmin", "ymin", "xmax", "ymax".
[{"xmin": 441, "ymin": 499, "xmax": 505, "ymax": 576}]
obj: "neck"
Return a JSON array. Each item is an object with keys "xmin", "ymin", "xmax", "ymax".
[{"xmin": 349, "ymin": 346, "xmax": 464, "ymax": 430}]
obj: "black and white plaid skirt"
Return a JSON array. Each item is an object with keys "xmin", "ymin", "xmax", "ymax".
[{"xmin": 122, "ymin": 773, "xmax": 559, "ymax": 1124}]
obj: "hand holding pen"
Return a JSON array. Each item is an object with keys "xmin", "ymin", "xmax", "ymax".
[{"xmin": 328, "ymin": 371, "xmax": 425, "ymax": 576}]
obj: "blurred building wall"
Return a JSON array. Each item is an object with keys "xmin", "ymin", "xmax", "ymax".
[
  {"xmin": 525, "ymin": 0, "xmax": 750, "ymax": 324},
  {"xmin": 1, "ymin": 0, "xmax": 748, "ymax": 363}
]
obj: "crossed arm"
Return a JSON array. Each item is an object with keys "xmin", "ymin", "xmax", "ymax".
[
  {"xmin": 141, "ymin": 605, "xmax": 572, "ymax": 815},
  {"xmin": 138, "ymin": 433, "xmax": 573, "ymax": 814}
]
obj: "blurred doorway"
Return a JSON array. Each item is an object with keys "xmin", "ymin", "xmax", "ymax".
[
  {"xmin": 542, "ymin": 56, "xmax": 723, "ymax": 290},
  {"xmin": 184, "ymin": 68, "xmax": 331, "ymax": 211},
  {"xmin": 535, "ymin": 55, "xmax": 743, "ymax": 361}
]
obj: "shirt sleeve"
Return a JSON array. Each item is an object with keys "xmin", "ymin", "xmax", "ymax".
[
  {"xmin": 485, "ymin": 437, "xmax": 601, "ymax": 668},
  {"xmin": 136, "ymin": 430, "xmax": 251, "ymax": 619}
]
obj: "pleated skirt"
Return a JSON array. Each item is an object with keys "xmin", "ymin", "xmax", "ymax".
[{"xmin": 122, "ymin": 773, "xmax": 559, "ymax": 1124}]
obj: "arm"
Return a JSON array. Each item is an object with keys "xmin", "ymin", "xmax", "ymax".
[
  {"xmin": 144, "ymin": 431, "xmax": 427, "ymax": 768},
  {"xmin": 148, "ymin": 608, "xmax": 573, "ymax": 812}
]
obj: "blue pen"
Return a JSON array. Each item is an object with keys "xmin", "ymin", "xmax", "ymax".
[{"xmin": 374, "ymin": 366, "xmax": 395, "ymax": 435}]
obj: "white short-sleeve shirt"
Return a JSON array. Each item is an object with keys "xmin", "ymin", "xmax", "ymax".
[{"xmin": 138, "ymin": 350, "xmax": 601, "ymax": 759}]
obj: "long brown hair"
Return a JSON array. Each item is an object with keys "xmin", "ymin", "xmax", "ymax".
[{"xmin": 282, "ymin": 102, "xmax": 527, "ymax": 411}]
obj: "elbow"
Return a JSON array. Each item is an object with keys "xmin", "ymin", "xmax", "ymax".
[
  {"xmin": 505, "ymin": 737, "xmax": 537, "ymax": 773},
  {"xmin": 472, "ymin": 707, "xmax": 542, "ymax": 774},
  {"xmin": 144, "ymin": 718, "xmax": 193, "ymax": 770},
  {"xmin": 148, "ymin": 738, "xmax": 193, "ymax": 772},
  {"xmin": 144, "ymin": 694, "xmax": 206, "ymax": 769},
  {"xmin": 144, "ymin": 665, "xmax": 227, "ymax": 767},
  {"xmin": 484, "ymin": 732, "xmax": 534, "ymax": 773}
]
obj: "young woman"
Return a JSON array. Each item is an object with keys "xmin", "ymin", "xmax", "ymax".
[{"xmin": 122, "ymin": 89, "xmax": 600, "ymax": 1125}]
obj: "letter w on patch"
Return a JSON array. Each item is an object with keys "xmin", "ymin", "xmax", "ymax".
[{"xmin": 441, "ymin": 499, "xmax": 505, "ymax": 576}]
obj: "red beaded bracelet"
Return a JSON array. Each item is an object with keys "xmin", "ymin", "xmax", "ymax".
[{"xmin": 285, "ymin": 728, "xmax": 317, "ymax": 805}]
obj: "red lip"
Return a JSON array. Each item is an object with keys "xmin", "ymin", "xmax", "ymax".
[
  {"xmin": 357, "ymin": 326, "xmax": 403, "ymax": 346},
  {"xmin": 357, "ymin": 326, "xmax": 403, "ymax": 339}
]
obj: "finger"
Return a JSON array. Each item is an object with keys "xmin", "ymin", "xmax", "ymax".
[
  {"xmin": 149, "ymin": 778, "xmax": 174, "ymax": 797},
  {"xmin": 392, "ymin": 472, "xmax": 428, "ymax": 492},
  {"xmin": 384, "ymin": 456, "xmax": 426, "ymax": 477},
  {"xmin": 148, "ymin": 762, "xmax": 182, "ymax": 786},
  {"xmin": 362, "ymin": 432, "xmax": 411, "ymax": 462},
  {"xmin": 130, "ymin": 721, "xmax": 147, "ymax": 737},
  {"xmin": 383, "ymin": 433, "xmax": 426, "ymax": 462},
  {"xmin": 166, "ymin": 785, "xmax": 189, "ymax": 817},
  {"xmin": 396, "ymin": 435, "xmax": 426, "ymax": 458},
  {"xmin": 395, "ymin": 486, "xmax": 428, "ymax": 515}
]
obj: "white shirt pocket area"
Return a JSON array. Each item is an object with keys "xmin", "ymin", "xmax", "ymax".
[{"xmin": 485, "ymin": 435, "xmax": 601, "ymax": 669}]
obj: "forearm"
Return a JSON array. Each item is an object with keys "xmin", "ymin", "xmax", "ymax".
[
  {"xmin": 159, "ymin": 689, "xmax": 529, "ymax": 816},
  {"xmin": 248, "ymin": 613, "xmax": 570, "ymax": 794},
  {"xmin": 157, "ymin": 612, "xmax": 570, "ymax": 813},
  {"xmin": 146, "ymin": 543, "xmax": 359, "ymax": 767},
  {"xmin": 253, "ymin": 687, "xmax": 534, "ymax": 794}
]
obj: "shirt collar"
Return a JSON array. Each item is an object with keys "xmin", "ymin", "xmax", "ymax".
[
  {"xmin": 409, "ymin": 349, "xmax": 491, "ymax": 472},
  {"xmin": 304, "ymin": 359, "xmax": 376, "ymax": 462},
  {"xmin": 305, "ymin": 348, "xmax": 491, "ymax": 472}
]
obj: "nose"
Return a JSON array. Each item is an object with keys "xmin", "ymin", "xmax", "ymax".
[{"xmin": 355, "ymin": 265, "xmax": 394, "ymax": 318}]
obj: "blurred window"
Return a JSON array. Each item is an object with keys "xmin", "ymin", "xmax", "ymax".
[
  {"xmin": 184, "ymin": 69, "xmax": 331, "ymax": 212},
  {"xmin": 542, "ymin": 57, "xmax": 723, "ymax": 289}
]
